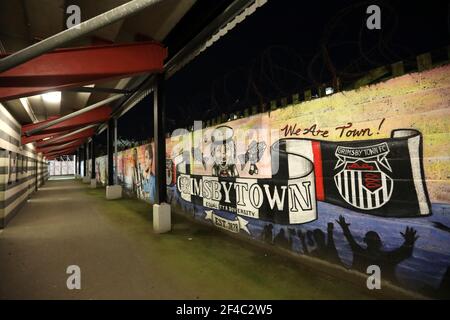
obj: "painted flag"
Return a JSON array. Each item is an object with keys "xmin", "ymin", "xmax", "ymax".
[{"xmin": 175, "ymin": 129, "xmax": 431, "ymax": 225}]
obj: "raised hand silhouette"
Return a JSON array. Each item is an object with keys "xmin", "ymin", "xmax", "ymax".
[
  {"xmin": 336, "ymin": 215, "xmax": 419, "ymax": 284},
  {"xmin": 400, "ymin": 227, "xmax": 419, "ymax": 246},
  {"xmin": 336, "ymin": 215, "xmax": 350, "ymax": 230}
]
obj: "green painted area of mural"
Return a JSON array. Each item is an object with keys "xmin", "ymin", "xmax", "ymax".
[{"xmin": 85, "ymin": 186, "xmax": 383, "ymax": 300}]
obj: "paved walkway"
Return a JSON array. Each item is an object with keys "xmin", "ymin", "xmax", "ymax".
[{"xmin": 0, "ymin": 178, "xmax": 381, "ymax": 299}]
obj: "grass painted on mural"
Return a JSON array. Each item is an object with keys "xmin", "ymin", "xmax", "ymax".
[{"xmin": 84, "ymin": 186, "xmax": 381, "ymax": 300}]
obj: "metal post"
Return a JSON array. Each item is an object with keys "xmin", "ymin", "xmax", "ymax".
[
  {"xmin": 78, "ymin": 148, "xmax": 82, "ymax": 176},
  {"xmin": 25, "ymin": 95, "xmax": 122, "ymax": 136},
  {"xmin": 153, "ymin": 73, "xmax": 166, "ymax": 204},
  {"xmin": 107, "ymin": 119, "xmax": 114, "ymax": 186},
  {"xmin": 0, "ymin": 0, "xmax": 165, "ymax": 73},
  {"xmin": 105, "ymin": 118, "xmax": 121, "ymax": 199},
  {"xmin": 75, "ymin": 150, "xmax": 78, "ymax": 176},
  {"xmin": 91, "ymin": 137, "xmax": 96, "ymax": 180},
  {"xmin": 35, "ymin": 159, "xmax": 38, "ymax": 191},
  {"xmin": 114, "ymin": 118, "xmax": 118, "ymax": 185},
  {"xmin": 84, "ymin": 142, "xmax": 88, "ymax": 176},
  {"xmin": 152, "ymin": 73, "xmax": 170, "ymax": 233}
]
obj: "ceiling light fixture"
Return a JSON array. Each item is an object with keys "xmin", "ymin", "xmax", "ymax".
[{"xmin": 42, "ymin": 91, "xmax": 61, "ymax": 103}]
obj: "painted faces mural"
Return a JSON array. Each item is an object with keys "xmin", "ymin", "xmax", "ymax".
[
  {"xmin": 113, "ymin": 143, "xmax": 156, "ymax": 203},
  {"xmin": 166, "ymin": 65, "xmax": 450, "ymax": 296},
  {"xmin": 95, "ymin": 155, "xmax": 107, "ymax": 185}
]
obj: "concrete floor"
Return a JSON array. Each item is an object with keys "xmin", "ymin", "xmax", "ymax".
[{"xmin": 0, "ymin": 178, "xmax": 381, "ymax": 300}]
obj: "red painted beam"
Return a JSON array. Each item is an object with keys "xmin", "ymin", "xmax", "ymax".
[
  {"xmin": 39, "ymin": 138, "xmax": 86, "ymax": 154},
  {"xmin": 45, "ymin": 147, "xmax": 78, "ymax": 159},
  {"xmin": 45, "ymin": 146, "xmax": 77, "ymax": 156},
  {"xmin": 22, "ymin": 105, "xmax": 111, "ymax": 142},
  {"xmin": 0, "ymin": 41, "xmax": 167, "ymax": 101},
  {"xmin": 36, "ymin": 128, "xmax": 95, "ymax": 148},
  {"xmin": 46, "ymin": 146, "xmax": 77, "ymax": 156},
  {"xmin": 45, "ymin": 145, "xmax": 77, "ymax": 154},
  {"xmin": 21, "ymin": 129, "xmax": 72, "ymax": 145}
]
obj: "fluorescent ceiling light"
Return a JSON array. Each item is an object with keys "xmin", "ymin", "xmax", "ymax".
[
  {"xmin": 42, "ymin": 91, "xmax": 61, "ymax": 103},
  {"xmin": 19, "ymin": 97, "xmax": 38, "ymax": 123}
]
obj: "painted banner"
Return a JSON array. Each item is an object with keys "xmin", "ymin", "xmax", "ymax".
[
  {"xmin": 176, "ymin": 128, "xmax": 430, "ymax": 225},
  {"xmin": 205, "ymin": 210, "xmax": 250, "ymax": 234}
]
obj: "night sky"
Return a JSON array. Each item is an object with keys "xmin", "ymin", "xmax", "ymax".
[{"xmin": 108, "ymin": 0, "xmax": 449, "ymax": 151}]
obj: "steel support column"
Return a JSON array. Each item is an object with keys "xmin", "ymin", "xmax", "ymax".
[
  {"xmin": 75, "ymin": 149, "xmax": 78, "ymax": 175},
  {"xmin": 84, "ymin": 142, "xmax": 88, "ymax": 176},
  {"xmin": 91, "ymin": 137, "xmax": 96, "ymax": 180},
  {"xmin": 114, "ymin": 118, "xmax": 118, "ymax": 184},
  {"xmin": 152, "ymin": 73, "xmax": 170, "ymax": 233},
  {"xmin": 35, "ymin": 160, "xmax": 38, "ymax": 191},
  {"xmin": 153, "ymin": 73, "xmax": 166, "ymax": 204},
  {"xmin": 78, "ymin": 148, "xmax": 82, "ymax": 176},
  {"xmin": 107, "ymin": 118, "xmax": 114, "ymax": 186},
  {"xmin": 105, "ymin": 117, "xmax": 121, "ymax": 199}
]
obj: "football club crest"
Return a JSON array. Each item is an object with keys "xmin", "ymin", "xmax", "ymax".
[{"xmin": 333, "ymin": 142, "xmax": 393, "ymax": 210}]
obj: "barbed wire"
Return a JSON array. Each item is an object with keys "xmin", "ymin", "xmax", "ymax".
[{"xmin": 166, "ymin": 0, "xmax": 415, "ymax": 129}]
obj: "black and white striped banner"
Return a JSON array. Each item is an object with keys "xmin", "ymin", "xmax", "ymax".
[{"xmin": 175, "ymin": 129, "xmax": 431, "ymax": 225}]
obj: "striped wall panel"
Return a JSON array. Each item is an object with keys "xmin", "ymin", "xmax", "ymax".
[{"xmin": 0, "ymin": 103, "xmax": 49, "ymax": 229}]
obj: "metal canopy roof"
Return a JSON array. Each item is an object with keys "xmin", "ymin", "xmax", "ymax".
[{"xmin": 0, "ymin": 0, "xmax": 267, "ymax": 159}]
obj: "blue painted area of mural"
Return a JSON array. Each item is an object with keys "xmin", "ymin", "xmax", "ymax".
[
  {"xmin": 143, "ymin": 175, "xmax": 156, "ymax": 204},
  {"xmin": 168, "ymin": 185, "xmax": 450, "ymax": 292}
]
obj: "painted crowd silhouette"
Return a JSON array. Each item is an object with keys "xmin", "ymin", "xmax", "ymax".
[{"xmin": 261, "ymin": 215, "xmax": 420, "ymax": 284}]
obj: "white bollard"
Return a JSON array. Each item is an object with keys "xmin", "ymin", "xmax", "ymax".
[
  {"xmin": 153, "ymin": 203, "xmax": 171, "ymax": 234},
  {"xmin": 106, "ymin": 185, "xmax": 122, "ymax": 200}
]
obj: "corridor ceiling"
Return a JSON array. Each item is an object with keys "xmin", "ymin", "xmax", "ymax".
[
  {"xmin": 0, "ymin": 0, "xmax": 196, "ymax": 122},
  {"xmin": 0, "ymin": 0, "xmax": 266, "ymax": 159}
]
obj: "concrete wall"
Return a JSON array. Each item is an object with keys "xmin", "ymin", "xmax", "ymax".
[{"xmin": 0, "ymin": 103, "xmax": 48, "ymax": 229}]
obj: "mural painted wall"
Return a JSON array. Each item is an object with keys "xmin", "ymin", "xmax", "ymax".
[
  {"xmin": 94, "ymin": 143, "xmax": 157, "ymax": 203},
  {"xmin": 95, "ymin": 155, "xmax": 107, "ymax": 186},
  {"xmin": 167, "ymin": 64, "xmax": 450, "ymax": 297},
  {"xmin": 96, "ymin": 65, "xmax": 450, "ymax": 297}
]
